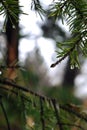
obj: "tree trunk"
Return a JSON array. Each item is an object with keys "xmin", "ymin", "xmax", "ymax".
[
  {"xmin": 5, "ymin": 0, "xmax": 19, "ymax": 80},
  {"xmin": 62, "ymin": 58, "xmax": 79, "ymax": 87},
  {"xmin": 6, "ymin": 19, "xmax": 18, "ymax": 66}
]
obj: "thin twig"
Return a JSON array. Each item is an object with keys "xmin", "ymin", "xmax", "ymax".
[
  {"xmin": 0, "ymin": 95, "xmax": 11, "ymax": 130},
  {"xmin": 21, "ymin": 96, "xmax": 27, "ymax": 127},
  {"xmin": 60, "ymin": 104, "xmax": 87, "ymax": 122},
  {"xmin": 40, "ymin": 97, "xmax": 45, "ymax": 130},
  {"xmin": 59, "ymin": 123, "xmax": 85, "ymax": 130},
  {"xmin": 0, "ymin": 86, "xmax": 31, "ymax": 103},
  {"xmin": 52, "ymin": 99, "xmax": 64, "ymax": 130},
  {"xmin": 0, "ymin": 78, "xmax": 50, "ymax": 101},
  {"xmin": 0, "ymin": 65, "xmax": 21, "ymax": 69},
  {"xmin": 50, "ymin": 45, "xmax": 75, "ymax": 67},
  {"xmin": 50, "ymin": 30, "xmax": 82, "ymax": 68}
]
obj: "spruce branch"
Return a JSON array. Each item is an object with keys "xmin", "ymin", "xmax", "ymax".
[
  {"xmin": 31, "ymin": 0, "xmax": 46, "ymax": 19},
  {"xmin": 50, "ymin": 0, "xmax": 87, "ymax": 68},
  {"xmin": 0, "ymin": 0, "xmax": 26, "ymax": 27},
  {"xmin": 51, "ymin": 45, "xmax": 75, "ymax": 67},
  {"xmin": 1, "ymin": 81, "xmax": 87, "ymax": 124},
  {"xmin": 0, "ymin": 79, "xmax": 87, "ymax": 129},
  {"xmin": 51, "ymin": 36, "xmax": 81, "ymax": 67}
]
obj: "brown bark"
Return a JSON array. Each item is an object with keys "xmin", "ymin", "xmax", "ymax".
[
  {"xmin": 5, "ymin": 1, "xmax": 19, "ymax": 80},
  {"xmin": 6, "ymin": 17, "xmax": 18, "ymax": 66}
]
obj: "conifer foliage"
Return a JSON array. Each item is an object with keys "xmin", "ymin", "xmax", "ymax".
[
  {"xmin": 50, "ymin": 0, "xmax": 87, "ymax": 68},
  {"xmin": 0, "ymin": 0, "xmax": 87, "ymax": 130}
]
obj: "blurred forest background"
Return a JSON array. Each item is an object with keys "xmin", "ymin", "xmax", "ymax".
[{"xmin": 0, "ymin": 0, "xmax": 87, "ymax": 130}]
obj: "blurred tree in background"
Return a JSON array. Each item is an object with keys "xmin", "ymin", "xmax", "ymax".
[
  {"xmin": 41, "ymin": 10, "xmax": 79, "ymax": 88},
  {"xmin": 0, "ymin": 0, "xmax": 87, "ymax": 130}
]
